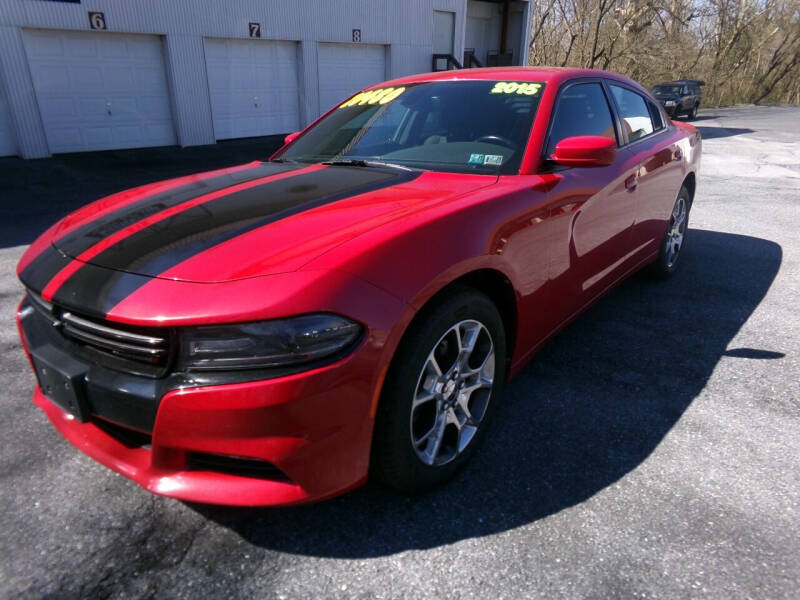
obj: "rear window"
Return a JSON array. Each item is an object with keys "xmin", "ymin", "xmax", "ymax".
[
  {"xmin": 610, "ymin": 85, "xmax": 655, "ymax": 143},
  {"xmin": 648, "ymin": 100, "xmax": 664, "ymax": 130},
  {"xmin": 653, "ymin": 85, "xmax": 682, "ymax": 95}
]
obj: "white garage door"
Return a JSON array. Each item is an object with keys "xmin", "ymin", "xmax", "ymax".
[
  {"xmin": 205, "ymin": 39, "xmax": 300, "ymax": 140},
  {"xmin": 0, "ymin": 79, "xmax": 17, "ymax": 157},
  {"xmin": 317, "ymin": 43, "xmax": 385, "ymax": 116},
  {"xmin": 23, "ymin": 30, "xmax": 176, "ymax": 154}
]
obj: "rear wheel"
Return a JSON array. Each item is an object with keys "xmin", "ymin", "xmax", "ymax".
[
  {"xmin": 371, "ymin": 287, "xmax": 506, "ymax": 493},
  {"xmin": 649, "ymin": 186, "xmax": 691, "ymax": 278}
]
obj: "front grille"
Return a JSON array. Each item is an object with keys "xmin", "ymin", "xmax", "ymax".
[
  {"xmin": 60, "ymin": 311, "xmax": 168, "ymax": 364},
  {"xmin": 27, "ymin": 291, "xmax": 172, "ymax": 376}
]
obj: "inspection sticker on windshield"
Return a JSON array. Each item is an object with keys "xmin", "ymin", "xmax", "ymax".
[
  {"xmin": 339, "ymin": 87, "xmax": 406, "ymax": 108},
  {"xmin": 484, "ymin": 154, "xmax": 503, "ymax": 165},
  {"xmin": 468, "ymin": 153, "xmax": 485, "ymax": 164},
  {"xmin": 490, "ymin": 82, "xmax": 542, "ymax": 96}
]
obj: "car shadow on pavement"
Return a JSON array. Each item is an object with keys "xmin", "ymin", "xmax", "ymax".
[
  {"xmin": 191, "ymin": 227, "xmax": 782, "ymax": 558},
  {"xmin": 682, "ymin": 115, "xmax": 719, "ymax": 122},
  {"xmin": 696, "ymin": 126, "xmax": 754, "ymax": 140}
]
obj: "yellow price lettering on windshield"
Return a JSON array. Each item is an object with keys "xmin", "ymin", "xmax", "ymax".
[
  {"xmin": 339, "ymin": 87, "xmax": 406, "ymax": 108},
  {"xmin": 490, "ymin": 82, "xmax": 542, "ymax": 96}
]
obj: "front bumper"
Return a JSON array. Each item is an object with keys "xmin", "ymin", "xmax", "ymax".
[
  {"xmin": 17, "ymin": 299, "xmax": 384, "ymax": 506},
  {"xmin": 30, "ymin": 363, "xmax": 372, "ymax": 506}
]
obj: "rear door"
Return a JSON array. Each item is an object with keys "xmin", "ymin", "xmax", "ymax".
[
  {"xmin": 607, "ymin": 83, "xmax": 684, "ymax": 253},
  {"xmin": 543, "ymin": 80, "xmax": 641, "ymax": 318},
  {"xmin": 680, "ymin": 84, "xmax": 693, "ymax": 112},
  {"xmin": 690, "ymin": 83, "xmax": 701, "ymax": 109}
]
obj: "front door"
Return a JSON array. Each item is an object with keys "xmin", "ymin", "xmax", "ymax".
[{"xmin": 543, "ymin": 81, "xmax": 640, "ymax": 320}]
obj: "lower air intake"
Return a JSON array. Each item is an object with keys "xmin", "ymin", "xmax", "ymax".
[{"xmin": 186, "ymin": 452, "xmax": 291, "ymax": 482}]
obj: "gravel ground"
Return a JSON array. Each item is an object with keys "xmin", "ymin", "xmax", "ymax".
[{"xmin": 0, "ymin": 106, "xmax": 798, "ymax": 599}]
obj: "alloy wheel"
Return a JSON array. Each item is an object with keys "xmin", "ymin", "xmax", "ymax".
[
  {"xmin": 410, "ymin": 319, "xmax": 495, "ymax": 466},
  {"xmin": 666, "ymin": 196, "xmax": 688, "ymax": 268}
]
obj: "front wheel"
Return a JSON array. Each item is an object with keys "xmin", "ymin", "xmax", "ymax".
[
  {"xmin": 371, "ymin": 287, "xmax": 506, "ymax": 493},
  {"xmin": 688, "ymin": 104, "xmax": 698, "ymax": 120},
  {"xmin": 649, "ymin": 186, "xmax": 691, "ymax": 278}
]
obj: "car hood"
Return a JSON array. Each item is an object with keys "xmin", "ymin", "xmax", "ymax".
[
  {"xmin": 653, "ymin": 93, "xmax": 680, "ymax": 102},
  {"xmin": 32, "ymin": 161, "xmax": 497, "ymax": 286}
]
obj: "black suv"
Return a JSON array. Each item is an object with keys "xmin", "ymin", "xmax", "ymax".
[{"xmin": 651, "ymin": 80, "xmax": 703, "ymax": 120}]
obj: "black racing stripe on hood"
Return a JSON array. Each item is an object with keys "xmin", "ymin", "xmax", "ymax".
[
  {"xmin": 19, "ymin": 245, "xmax": 74, "ymax": 296},
  {"xmin": 44, "ymin": 263, "xmax": 155, "ymax": 321},
  {"xmin": 50, "ymin": 166, "xmax": 419, "ymax": 316},
  {"xmin": 19, "ymin": 162, "xmax": 301, "ymax": 294}
]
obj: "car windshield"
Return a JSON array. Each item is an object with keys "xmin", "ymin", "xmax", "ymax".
[
  {"xmin": 652, "ymin": 85, "xmax": 683, "ymax": 95},
  {"xmin": 276, "ymin": 80, "xmax": 545, "ymax": 174}
]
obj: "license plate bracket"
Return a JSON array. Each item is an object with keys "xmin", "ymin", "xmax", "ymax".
[{"xmin": 30, "ymin": 346, "xmax": 90, "ymax": 422}]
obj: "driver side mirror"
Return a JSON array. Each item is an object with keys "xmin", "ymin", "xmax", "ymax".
[
  {"xmin": 284, "ymin": 131, "xmax": 301, "ymax": 145},
  {"xmin": 551, "ymin": 136, "xmax": 617, "ymax": 168}
]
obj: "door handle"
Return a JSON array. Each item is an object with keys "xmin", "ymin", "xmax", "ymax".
[{"xmin": 625, "ymin": 173, "xmax": 638, "ymax": 191}]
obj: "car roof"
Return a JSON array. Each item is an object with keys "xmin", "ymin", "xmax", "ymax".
[
  {"xmin": 372, "ymin": 66, "xmax": 643, "ymax": 91},
  {"xmin": 655, "ymin": 80, "xmax": 705, "ymax": 86}
]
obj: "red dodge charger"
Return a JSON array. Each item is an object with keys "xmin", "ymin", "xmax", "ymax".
[{"xmin": 16, "ymin": 67, "xmax": 701, "ymax": 506}]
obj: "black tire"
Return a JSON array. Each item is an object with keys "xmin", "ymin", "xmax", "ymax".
[
  {"xmin": 671, "ymin": 107, "xmax": 681, "ymax": 120},
  {"xmin": 370, "ymin": 286, "xmax": 506, "ymax": 493},
  {"xmin": 649, "ymin": 186, "xmax": 691, "ymax": 279},
  {"xmin": 688, "ymin": 103, "xmax": 698, "ymax": 120}
]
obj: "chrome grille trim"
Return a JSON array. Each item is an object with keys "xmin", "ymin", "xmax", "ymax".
[
  {"xmin": 60, "ymin": 318, "xmax": 167, "ymax": 359},
  {"xmin": 60, "ymin": 311, "xmax": 166, "ymax": 348},
  {"xmin": 58, "ymin": 312, "xmax": 169, "ymax": 363},
  {"xmin": 25, "ymin": 290, "xmax": 171, "ymax": 369}
]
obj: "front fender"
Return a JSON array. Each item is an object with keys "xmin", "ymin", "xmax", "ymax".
[{"xmin": 302, "ymin": 192, "xmax": 527, "ymax": 388}]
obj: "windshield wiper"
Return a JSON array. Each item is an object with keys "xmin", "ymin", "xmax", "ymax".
[
  {"xmin": 322, "ymin": 159, "xmax": 414, "ymax": 171},
  {"xmin": 271, "ymin": 158, "xmax": 307, "ymax": 164}
]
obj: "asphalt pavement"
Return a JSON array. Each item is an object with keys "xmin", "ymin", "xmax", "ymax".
[{"xmin": 1, "ymin": 107, "xmax": 798, "ymax": 599}]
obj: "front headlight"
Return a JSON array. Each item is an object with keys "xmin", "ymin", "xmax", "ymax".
[
  {"xmin": 177, "ymin": 314, "xmax": 362, "ymax": 371},
  {"xmin": 665, "ymin": 100, "xmax": 676, "ymax": 106}
]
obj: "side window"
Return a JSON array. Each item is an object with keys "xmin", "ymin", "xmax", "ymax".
[
  {"xmin": 648, "ymin": 100, "xmax": 664, "ymax": 130},
  {"xmin": 547, "ymin": 82, "xmax": 616, "ymax": 156},
  {"xmin": 610, "ymin": 85, "xmax": 654, "ymax": 142}
]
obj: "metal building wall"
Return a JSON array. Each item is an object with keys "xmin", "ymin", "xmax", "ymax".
[{"xmin": 0, "ymin": 0, "xmax": 471, "ymax": 158}]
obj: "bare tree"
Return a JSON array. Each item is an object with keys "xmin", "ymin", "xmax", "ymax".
[{"xmin": 527, "ymin": 0, "xmax": 800, "ymax": 105}]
